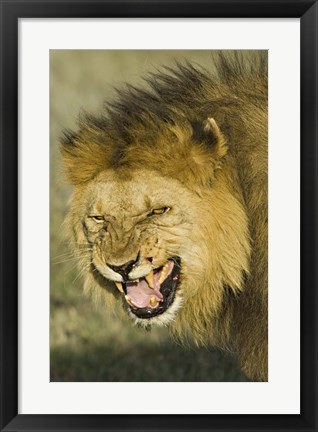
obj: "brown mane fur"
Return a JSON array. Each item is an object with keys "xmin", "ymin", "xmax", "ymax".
[{"xmin": 61, "ymin": 52, "xmax": 268, "ymax": 381}]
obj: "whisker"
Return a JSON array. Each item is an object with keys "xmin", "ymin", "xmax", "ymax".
[
  {"xmin": 51, "ymin": 251, "xmax": 76, "ymax": 260},
  {"xmin": 62, "ymin": 261, "xmax": 79, "ymax": 280},
  {"xmin": 52, "ymin": 246, "xmax": 92, "ymax": 254},
  {"xmin": 51, "ymin": 248, "xmax": 92, "ymax": 261},
  {"xmin": 51, "ymin": 254, "xmax": 91, "ymax": 265},
  {"xmin": 72, "ymin": 263, "xmax": 91, "ymax": 284}
]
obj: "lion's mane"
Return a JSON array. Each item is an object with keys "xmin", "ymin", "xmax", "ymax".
[{"xmin": 61, "ymin": 52, "xmax": 268, "ymax": 381}]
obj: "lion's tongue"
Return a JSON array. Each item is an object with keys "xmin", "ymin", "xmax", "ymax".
[{"xmin": 126, "ymin": 280, "xmax": 163, "ymax": 308}]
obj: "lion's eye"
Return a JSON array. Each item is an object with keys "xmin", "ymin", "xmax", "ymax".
[
  {"xmin": 89, "ymin": 215, "xmax": 105, "ymax": 223},
  {"xmin": 148, "ymin": 207, "xmax": 170, "ymax": 217}
]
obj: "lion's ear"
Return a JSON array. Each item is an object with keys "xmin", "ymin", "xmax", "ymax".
[{"xmin": 193, "ymin": 117, "xmax": 228, "ymax": 161}]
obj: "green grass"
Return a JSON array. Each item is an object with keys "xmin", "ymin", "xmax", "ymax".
[{"xmin": 50, "ymin": 50, "xmax": 248, "ymax": 382}]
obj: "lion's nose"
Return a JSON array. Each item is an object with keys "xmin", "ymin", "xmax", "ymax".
[{"xmin": 107, "ymin": 257, "xmax": 138, "ymax": 280}]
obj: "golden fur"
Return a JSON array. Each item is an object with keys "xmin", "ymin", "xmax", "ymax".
[{"xmin": 61, "ymin": 52, "xmax": 268, "ymax": 381}]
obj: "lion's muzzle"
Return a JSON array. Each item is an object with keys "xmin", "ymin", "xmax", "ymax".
[{"xmin": 101, "ymin": 256, "xmax": 182, "ymax": 319}]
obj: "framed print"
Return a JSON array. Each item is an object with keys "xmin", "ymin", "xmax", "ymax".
[{"xmin": 0, "ymin": 1, "xmax": 317, "ymax": 431}]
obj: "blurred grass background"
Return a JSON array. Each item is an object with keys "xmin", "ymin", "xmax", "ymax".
[{"xmin": 50, "ymin": 50, "xmax": 248, "ymax": 382}]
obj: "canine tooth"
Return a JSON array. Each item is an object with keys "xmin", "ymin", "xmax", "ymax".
[
  {"xmin": 158, "ymin": 263, "xmax": 169, "ymax": 285},
  {"xmin": 125, "ymin": 295, "xmax": 137, "ymax": 309},
  {"xmin": 150, "ymin": 296, "xmax": 158, "ymax": 307},
  {"xmin": 115, "ymin": 282, "xmax": 124, "ymax": 293},
  {"xmin": 132, "ymin": 279, "xmax": 140, "ymax": 282},
  {"xmin": 145, "ymin": 270, "xmax": 155, "ymax": 288}
]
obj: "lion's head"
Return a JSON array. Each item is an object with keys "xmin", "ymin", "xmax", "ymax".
[{"xmin": 62, "ymin": 107, "xmax": 251, "ymax": 337}]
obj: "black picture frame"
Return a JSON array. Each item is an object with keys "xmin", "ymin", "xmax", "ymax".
[{"xmin": 0, "ymin": 1, "xmax": 317, "ymax": 431}]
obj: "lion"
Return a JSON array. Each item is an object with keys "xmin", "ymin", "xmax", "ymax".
[{"xmin": 60, "ymin": 52, "xmax": 268, "ymax": 381}]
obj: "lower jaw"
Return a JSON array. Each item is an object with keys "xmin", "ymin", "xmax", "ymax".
[
  {"xmin": 127, "ymin": 289, "xmax": 176, "ymax": 319},
  {"xmin": 127, "ymin": 294, "xmax": 183, "ymax": 327}
]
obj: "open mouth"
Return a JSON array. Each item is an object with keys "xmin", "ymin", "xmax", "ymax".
[{"xmin": 115, "ymin": 257, "xmax": 181, "ymax": 319}]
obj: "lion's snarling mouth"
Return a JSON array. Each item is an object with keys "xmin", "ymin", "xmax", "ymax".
[{"xmin": 115, "ymin": 257, "xmax": 181, "ymax": 319}]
